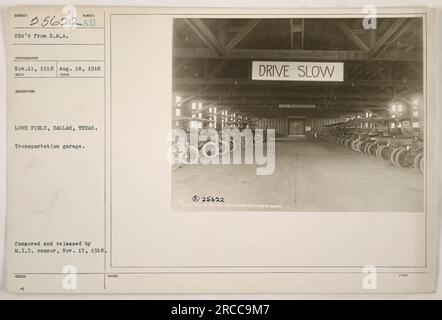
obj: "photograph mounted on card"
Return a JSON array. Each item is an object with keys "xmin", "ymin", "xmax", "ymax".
[{"xmin": 5, "ymin": 6, "xmax": 439, "ymax": 294}]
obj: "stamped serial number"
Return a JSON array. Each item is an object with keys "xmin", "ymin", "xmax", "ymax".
[{"xmin": 192, "ymin": 195, "xmax": 225, "ymax": 203}]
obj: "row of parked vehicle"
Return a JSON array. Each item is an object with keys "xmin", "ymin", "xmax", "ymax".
[{"xmin": 325, "ymin": 131, "xmax": 424, "ymax": 175}]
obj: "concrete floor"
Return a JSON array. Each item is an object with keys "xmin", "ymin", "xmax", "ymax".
[{"xmin": 172, "ymin": 137, "xmax": 424, "ymax": 212}]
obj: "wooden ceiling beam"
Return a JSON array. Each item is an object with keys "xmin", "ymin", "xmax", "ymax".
[
  {"xmin": 370, "ymin": 18, "xmax": 409, "ymax": 57},
  {"xmin": 375, "ymin": 19, "xmax": 416, "ymax": 57},
  {"xmin": 174, "ymin": 90, "xmax": 393, "ymax": 99},
  {"xmin": 173, "ymin": 47, "xmax": 421, "ymax": 61},
  {"xmin": 193, "ymin": 97, "xmax": 389, "ymax": 105},
  {"xmin": 335, "ymin": 20, "xmax": 369, "ymax": 52},
  {"xmin": 173, "ymin": 77, "xmax": 420, "ymax": 88},
  {"xmin": 225, "ymin": 19, "xmax": 261, "ymax": 50},
  {"xmin": 183, "ymin": 19, "xmax": 226, "ymax": 56}
]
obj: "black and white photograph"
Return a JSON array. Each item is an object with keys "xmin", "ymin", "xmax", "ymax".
[{"xmin": 171, "ymin": 17, "xmax": 425, "ymax": 212}]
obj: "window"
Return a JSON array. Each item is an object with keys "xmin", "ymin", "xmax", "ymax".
[
  {"xmin": 190, "ymin": 120, "xmax": 198, "ymax": 130},
  {"xmin": 192, "ymin": 102, "xmax": 197, "ymax": 110},
  {"xmin": 175, "ymin": 109, "xmax": 181, "ymax": 117},
  {"xmin": 190, "ymin": 120, "xmax": 203, "ymax": 130},
  {"xmin": 176, "ymin": 96, "xmax": 182, "ymax": 108}
]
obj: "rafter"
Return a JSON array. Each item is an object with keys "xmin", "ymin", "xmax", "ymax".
[
  {"xmin": 202, "ymin": 60, "xmax": 228, "ymax": 92},
  {"xmin": 173, "ymin": 18, "xmax": 423, "ymax": 121},
  {"xmin": 335, "ymin": 20, "xmax": 369, "ymax": 52},
  {"xmin": 174, "ymin": 48, "xmax": 421, "ymax": 61},
  {"xmin": 173, "ymin": 77, "xmax": 420, "ymax": 89},
  {"xmin": 183, "ymin": 19, "xmax": 225, "ymax": 56},
  {"xmin": 375, "ymin": 19, "xmax": 416, "ymax": 57},
  {"xmin": 370, "ymin": 18, "xmax": 409, "ymax": 57},
  {"xmin": 225, "ymin": 19, "xmax": 261, "ymax": 50},
  {"xmin": 174, "ymin": 90, "xmax": 393, "ymax": 99},
  {"xmin": 175, "ymin": 95, "xmax": 196, "ymax": 105}
]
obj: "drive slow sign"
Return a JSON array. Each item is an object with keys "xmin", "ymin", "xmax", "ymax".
[{"xmin": 252, "ymin": 61, "xmax": 344, "ymax": 82}]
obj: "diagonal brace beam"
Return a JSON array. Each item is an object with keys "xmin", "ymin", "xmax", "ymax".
[
  {"xmin": 184, "ymin": 18, "xmax": 226, "ymax": 56},
  {"xmin": 370, "ymin": 18, "xmax": 408, "ymax": 57},
  {"xmin": 335, "ymin": 20, "xmax": 369, "ymax": 52},
  {"xmin": 226, "ymin": 19, "xmax": 261, "ymax": 50}
]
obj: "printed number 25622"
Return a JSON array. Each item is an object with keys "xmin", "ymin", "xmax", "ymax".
[{"xmin": 201, "ymin": 196, "xmax": 224, "ymax": 203}]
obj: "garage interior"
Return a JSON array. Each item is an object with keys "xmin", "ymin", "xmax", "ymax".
[{"xmin": 171, "ymin": 17, "xmax": 424, "ymax": 212}]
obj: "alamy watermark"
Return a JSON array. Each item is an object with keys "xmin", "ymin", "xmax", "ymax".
[
  {"xmin": 362, "ymin": 265, "xmax": 377, "ymax": 290},
  {"xmin": 62, "ymin": 265, "xmax": 78, "ymax": 290},
  {"xmin": 168, "ymin": 128, "xmax": 276, "ymax": 176},
  {"xmin": 362, "ymin": 5, "xmax": 377, "ymax": 30}
]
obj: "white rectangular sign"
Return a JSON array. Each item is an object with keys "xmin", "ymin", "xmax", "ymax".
[{"xmin": 252, "ymin": 61, "xmax": 344, "ymax": 82}]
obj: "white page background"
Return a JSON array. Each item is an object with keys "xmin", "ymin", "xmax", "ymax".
[{"xmin": 0, "ymin": 0, "xmax": 440, "ymax": 299}]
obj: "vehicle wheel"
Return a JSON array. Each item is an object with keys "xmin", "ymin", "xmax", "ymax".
[
  {"xmin": 377, "ymin": 145, "xmax": 391, "ymax": 161},
  {"xmin": 201, "ymin": 141, "xmax": 219, "ymax": 158},
  {"xmin": 375, "ymin": 145, "xmax": 382, "ymax": 160},
  {"xmin": 170, "ymin": 144, "xmax": 183, "ymax": 169},
  {"xmin": 356, "ymin": 141, "xmax": 364, "ymax": 152},
  {"xmin": 340, "ymin": 138, "xmax": 346, "ymax": 147},
  {"xmin": 338, "ymin": 137, "xmax": 343, "ymax": 146},
  {"xmin": 390, "ymin": 147, "xmax": 403, "ymax": 167},
  {"xmin": 351, "ymin": 140, "xmax": 359, "ymax": 151},
  {"xmin": 364, "ymin": 142, "xmax": 373, "ymax": 155},
  {"xmin": 414, "ymin": 153, "xmax": 424, "ymax": 174},
  {"xmin": 230, "ymin": 139, "xmax": 237, "ymax": 152},
  {"xmin": 395, "ymin": 148, "xmax": 415, "ymax": 169},
  {"xmin": 362, "ymin": 142, "xmax": 370, "ymax": 154},
  {"xmin": 254, "ymin": 133, "xmax": 264, "ymax": 144},
  {"xmin": 420, "ymin": 156, "xmax": 424, "ymax": 174},
  {"xmin": 367, "ymin": 143, "xmax": 377, "ymax": 156},
  {"xmin": 219, "ymin": 140, "xmax": 230, "ymax": 155},
  {"xmin": 186, "ymin": 145, "xmax": 199, "ymax": 164},
  {"xmin": 340, "ymin": 137, "xmax": 345, "ymax": 147}
]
